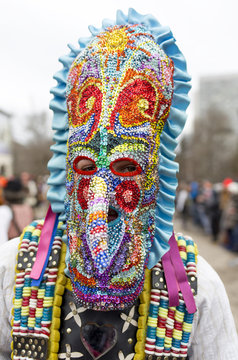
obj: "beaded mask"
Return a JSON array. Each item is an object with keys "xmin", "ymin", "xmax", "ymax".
[{"xmin": 64, "ymin": 24, "xmax": 174, "ymax": 310}]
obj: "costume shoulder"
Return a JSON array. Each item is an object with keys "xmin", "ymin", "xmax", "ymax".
[
  {"xmin": 188, "ymin": 255, "xmax": 238, "ymax": 359},
  {"xmin": 0, "ymin": 237, "xmax": 20, "ymax": 357},
  {"xmin": 0, "ymin": 236, "xmax": 19, "ymax": 304}
]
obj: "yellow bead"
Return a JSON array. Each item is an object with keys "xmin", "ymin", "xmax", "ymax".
[
  {"xmin": 21, "ymin": 308, "xmax": 29, "ymax": 316},
  {"xmin": 147, "ymin": 317, "xmax": 157, "ymax": 327},
  {"xmin": 180, "ymin": 251, "xmax": 187, "ymax": 260},
  {"xmin": 156, "ymin": 327, "xmax": 166, "ymax": 337},
  {"xmin": 14, "ymin": 299, "xmax": 22, "ymax": 308},
  {"xmin": 164, "ymin": 337, "xmax": 172, "ymax": 347},
  {"xmin": 158, "ymin": 307, "xmax": 168, "ymax": 318},
  {"xmin": 183, "ymin": 322, "xmax": 193, "ymax": 332},
  {"xmin": 177, "ymin": 239, "xmax": 186, "ymax": 247},
  {"xmin": 173, "ymin": 329, "xmax": 182, "ymax": 340},
  {"xmin": 187, "ymin": 245, "xmax": 195, "ymax": 253},
  {"xmin": 35, "ymin": 308, "xmax": 43, "ymax": 317}
]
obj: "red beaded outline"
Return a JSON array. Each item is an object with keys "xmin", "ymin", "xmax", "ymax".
[
  {"xmin": 110, "ymin": 157, "xmax": 142, "ymax": 177},
  {"xmin": 73, "ymin": 156, "xmax": 97, "ymax": 175},
  {"xmin": 115, "ymin": 180, "xmax": 141, "ymax": 212},
  {"xmin": 77, "ymin": 178, "xmax": 91, "ymax": 210}
]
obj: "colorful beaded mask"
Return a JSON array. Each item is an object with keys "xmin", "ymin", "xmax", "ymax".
[{"xmin": 64, "ymin": 24, "xmax": 174, "ymax": 310}]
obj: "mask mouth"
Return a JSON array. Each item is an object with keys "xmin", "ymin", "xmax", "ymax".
[{"xmin": 108, "ymin": 207, "xmax": 119, "ymax": 223}]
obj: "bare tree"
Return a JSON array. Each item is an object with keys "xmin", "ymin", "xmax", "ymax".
[
  {"xmin": 177, "ymin": 106, "xmax": 234, "ymax": 182},
  {"xmin": 13, "ymin": 112, "xmax": 53, "ymax": 176}
]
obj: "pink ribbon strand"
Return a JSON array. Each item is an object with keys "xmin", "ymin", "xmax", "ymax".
[{"xmin": 162, "ymin": 233, "xmax": 197, "ymax": 314}]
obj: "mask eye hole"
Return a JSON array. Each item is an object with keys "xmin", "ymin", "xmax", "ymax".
[
  {"xmin": 73, "ymin": 156, "xmax": 97, "ymax": 175},
  {"xmin": 110, "ymin": 158, "xmax": 142, "ymax": 177}
]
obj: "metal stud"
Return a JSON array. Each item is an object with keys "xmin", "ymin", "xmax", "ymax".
[
  {"xmin": 21, "ymin": 349, "xmax": 26, "ymax": 355},
  {"xmin": 14, "ymin": 349, "xmax": 18, "ymax": 355},
  {"xmin": 17, "ymin": 343, "xmax": 21, "ymax": 348},
  {"xmin": 33, "ymin": 257, "xmax": 36, "ymax": 261},
  {"xmin": 52, "ymin": 261, "xmax": 57, "ymax": 266},
  {"xmin": 33, "ymin": 351, "xmax": 38, "ymax": 357},
  {"xmin": 27, "ymin": 350, "xmax": 32, "ymax": 356},
  {"xmin": 160, "ymin": 277, "xmax": 164, "ymax": 282},
  {"xmin": 19, "ymin": 251, "xmax": 23, "ymax": 256},
  {"xmin": 128, "ymin": 338, "xmax": 133, "ymax": 344},
  {"xmin": 40, "ymin": 353, "xmax": 44, "ymax": 358},
  {"xmin": 38, "ymin": 346, "xmax": 42, "ymax": 351},
  {"xmin": 155, "ymin": 270, "xmax": 159, "ymax": 275},
  {"xmin": 31, "ymin": 344, "xmax": 35, "ymax": 350},
  {"xmin": 72, "ymin": 309, "xmax": 77, "ymax": 315},
  {"xmin": 29, "ymin": 339, "xmax": 33, "ymax": 344},
  {"xmin": 21, "ymin": 338, "xmax": 25, "ymax": 344},
  {"xmin": 30, "ymin": 251, "xmax": 34, "ymax": 257},
  {"xmin": 34, "ymin": 339, "xmax": 38, "ymax": 345},
  {"xmin": 191, "ymin": 276, "xmax": 196, "ymax": 282},
  {"xmin": 25, "ymin": 344, "xmax": 29, "ymax": 349},
  {"xmin": 23, "ymin": 257, "xmax": 28, "ymax": 262},
  {"xmin": 41, "ymin": 339, "xmax": 45, "ymax": 345},
  {"xmin": 155, "ymin": 282, "xmax": 159, "ymax": 288},
  {"xmin": 53, "ymin": 249, "xmax": 58, "ymax": 254},
  {"xmin": 49, "ymin": 256, "xmax": 52, "ymax": 261},
  {"xmin": 18, "ymin": 263, "xmax": 22, "ymax": 268},
  {"xmin": 27, "ymin": 263, "xmax": 32, "ymax": 268},
  {"xmin": 66, "ymin": 328, "xmax": 72, "ymax": 334}
]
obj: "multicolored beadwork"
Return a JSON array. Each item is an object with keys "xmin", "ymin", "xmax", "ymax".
[
  {"xmin": 144, "ymin": 234, "xmax": 197, "ymax": 359},
  {"xmin": 65, "ymin": 24, "xmax": 174, "ymax": 311},
  {"xmin": 12, "ymin": 220, "xmax": 64, "ymax": 360}
]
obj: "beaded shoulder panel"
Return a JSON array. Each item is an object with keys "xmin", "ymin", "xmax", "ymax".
[
  {"xmin": 143, "ymin": 233, "xmax": 197, "ymax": 360},
  {"xmin": 11, "ymin": 220, "xmax": 65, "ymax": 360}
]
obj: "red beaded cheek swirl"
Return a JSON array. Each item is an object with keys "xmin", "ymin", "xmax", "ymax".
[{"xmin": 110, "ymin": 158, "xmax": 142, "ymax": 213}]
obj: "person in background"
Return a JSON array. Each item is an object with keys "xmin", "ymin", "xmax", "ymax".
[
  {"xmin": 189, "ymin": 181, "xmax": 200, "ymax": 225},
  {"xmin": 20, "ymin": 172, "xmax": 38, "ymax": 208},
  {"xmin": 203, "ymin": 181, "xmax": 221, "ymax": 242},
  {"xmin": 0, "ymin": 185, "xmax": 12, "ymax": 245},
  {"xmin": 4, "ymin": 178, "xmax": 34, "ymax": 239},
  {"xmin": 176, "ymin": 182, "xmax": 190, "ymax": 229},
  {"xmin": 221, "ymin": 181, "xmax": 238, "ymax": 251}
]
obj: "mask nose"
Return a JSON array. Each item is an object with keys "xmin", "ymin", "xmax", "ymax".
[{"xmin": 86, "ymin": 174, "xmax": 110, "ymax": 274}]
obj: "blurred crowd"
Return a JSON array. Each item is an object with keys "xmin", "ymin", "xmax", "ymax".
[
  {"xmin": 176, "ymin": 178, "xmax": 238, "ymax": 251},
  {"xmin": 2, "ymin": 172, "xmax": 238, "ymax": 253},
  {"xmin": 0, "ymin": 172, "xmax": 49, "ymax": 246}
]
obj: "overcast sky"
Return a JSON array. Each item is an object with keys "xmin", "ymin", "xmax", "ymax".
[{"xmin": 1, "ymin": 0, "xmax": 238, "ymax": 141}]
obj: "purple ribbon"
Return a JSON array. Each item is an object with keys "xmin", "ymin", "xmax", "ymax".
[
  {"xmin": 162, "ymin": 233, "xmax": 197, "ymax": 314},
  {"xmin": 30, "ymin": 205, "xmax": 58, "ymax": 285}
]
